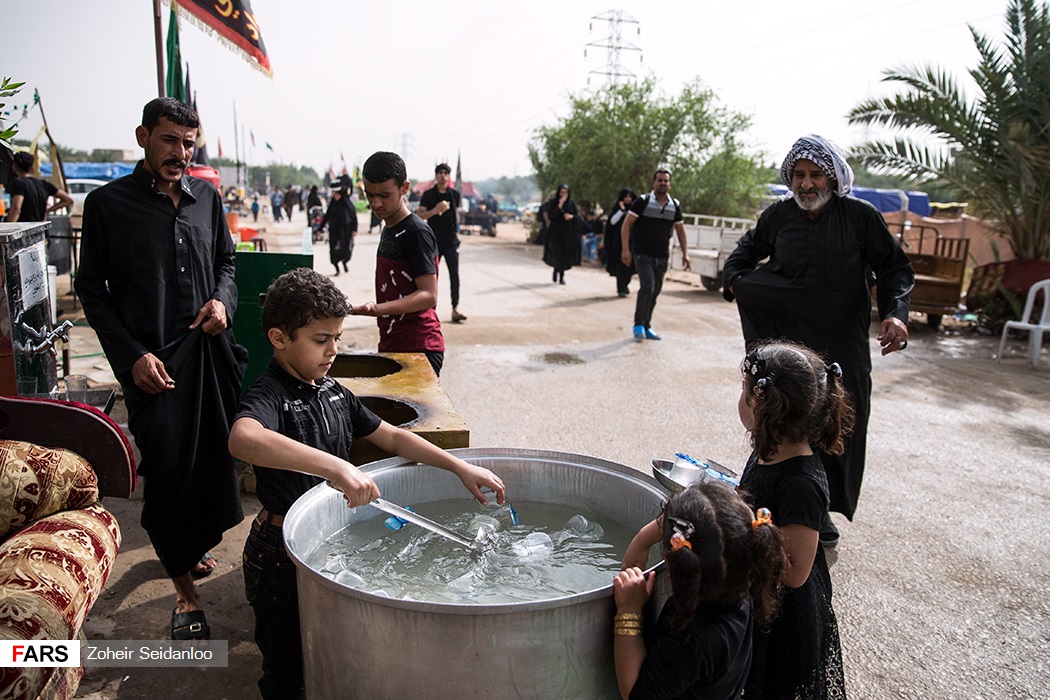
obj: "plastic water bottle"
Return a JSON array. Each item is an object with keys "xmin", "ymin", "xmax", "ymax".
[
  {"xmin": 302, "ymin": 226, "xmax": 314, "ymax": 255},
  {"xmin": 334, "ymin": 569, "xmax": 366, "ymax": 588},
  {"xmin": 384, "ymin": 506, "xmax": 415, "ymax": 530},
  {"xmin": 565, "ymin": 514, "xmax": 605, "ymax": 541},
  {"xmin": 484, "ymin": 502, "xmax": 520, "ymax": 528},
  {"xmin": 512, "ymin": 532, "xmax": 554, "ymax": 559},
  {"xmin": 468, "ymin": 514, "xmax": 501, "ymax": 538}
]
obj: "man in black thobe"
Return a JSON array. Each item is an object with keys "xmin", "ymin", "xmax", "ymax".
[
  {"xmin": 76, "ymin": 98, "xmax": 247, "ymax": 639},
  {"xmin": 723, "ymin": 134, "xmax": 914, "ymax": 547}
]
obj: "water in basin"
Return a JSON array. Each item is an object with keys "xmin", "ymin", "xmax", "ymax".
[{"xmin": 305, "ymin": 499, "xmax": 639, "ymax": 604}]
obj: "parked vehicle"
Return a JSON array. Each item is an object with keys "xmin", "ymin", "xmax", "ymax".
[
  {"xmin": 669, "ymin": 213, "xmax": 754, "ymax": 290},
  {"xmin": 885, "ymin": 222, "xmax": 969, "ymax": 328},
  {"xmin": 66, "ymin": 178, "xmax": 108, "ymax": 216}
]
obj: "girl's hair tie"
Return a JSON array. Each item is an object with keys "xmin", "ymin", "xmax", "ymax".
[
  {"xmin": 743, "ymin": 352, "xmax": 767, "ymax": 377},
  {"xmin": 753, "ymin": 375, "xmax": 774, "ymax": 398},
  {"xmin": 752, "ymin": 507, "xmax": 772, "ymax": 530},
  {"xmin": 670, "ymin": 532, "xmax": 692, "ymax": 552},
  {"xmin": 745, "ymin": 352, "xmax": 776, "ymax": 398},
  {"xmin": 668, "ymin": 516, "xmax": 694, "ymax": 552},
  {"xmin": 826, "ymin": 362, "xmax": 842, "ymax": 379}
]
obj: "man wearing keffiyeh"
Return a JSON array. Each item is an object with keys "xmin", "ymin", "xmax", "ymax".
[{"xmin": 722, "ymin": 134, "xmax": 914, "ymax": 547}]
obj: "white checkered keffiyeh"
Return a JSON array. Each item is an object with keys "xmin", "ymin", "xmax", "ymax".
[{"xmin": 780, "ymin": 134, "xmax": 855, "ymax": 197}]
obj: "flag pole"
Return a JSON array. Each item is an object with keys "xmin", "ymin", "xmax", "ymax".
[
  {"xmin": 233, "ymin": 101, "xmax": 241, "ymax": 188},
  {"xmin": 241, "ymin": 124, "xmax": 247, "ymax": 191},
  {"xmin": 153, "ymin": 0, "xmax": 165, "ymax": 97}
]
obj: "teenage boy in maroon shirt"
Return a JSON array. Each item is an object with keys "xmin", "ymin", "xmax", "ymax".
[{"xmin": 351, "ymin": 151, "xmax": 445, "ymax": 375}]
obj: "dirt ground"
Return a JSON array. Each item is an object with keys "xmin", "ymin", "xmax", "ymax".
[{"xmin": 63, "ymin": 215, "xmax": 1048, "ymax": 699}]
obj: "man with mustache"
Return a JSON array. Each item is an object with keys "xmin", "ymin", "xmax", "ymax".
[
  {"xmin": 76, "ymin": 97, "xmax": 247, "ymax": 641},
  {"xmin": 722, "ymin": 134, "xmax": 914, "ymax": 547}
]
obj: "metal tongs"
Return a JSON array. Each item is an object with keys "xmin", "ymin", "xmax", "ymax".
[{"xmin": 370, "ymin": 498, "xmax": 492, "ymax": 553}]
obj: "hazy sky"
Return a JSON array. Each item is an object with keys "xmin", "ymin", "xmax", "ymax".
[{"xmin": 5, "ymin": 0, "xmax": 1011, "ymax": 183}]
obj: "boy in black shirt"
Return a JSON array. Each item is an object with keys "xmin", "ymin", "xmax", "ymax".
[{"xmin": 229, "ymin": 268, "xmax": 506, "ymax": 700}]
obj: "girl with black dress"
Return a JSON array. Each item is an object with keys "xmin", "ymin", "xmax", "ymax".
[
  {"xmin": 615, "ymin": 482, "xmax": 784, "ymax": 700},
  {"xmin": 737, "ymin": 340, "xmax": 853, "ymax": 699},
  {"xmin": 603, "ymin": 188, "xmax": 637, "ymax": 297},
  {"xmin": 542, "ymin": 184, "xmax": 581, "ymax": 284}
]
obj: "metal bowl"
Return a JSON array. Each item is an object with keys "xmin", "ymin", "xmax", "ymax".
[
  {"xmin": 651, "ymin": 458, "xmax": 740, "ymax": 493},
  {"xmin": 652, "ymin": 459, "xmax": 698, "ymax": 492}
]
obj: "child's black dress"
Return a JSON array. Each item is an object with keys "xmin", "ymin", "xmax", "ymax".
[
  {"xmin": 631, "ymin": 597, "xmax": 753, "ymax": 700},
  {"xmin": 739, "ymin": 453, "xmax": 847, "ymax": 700}
]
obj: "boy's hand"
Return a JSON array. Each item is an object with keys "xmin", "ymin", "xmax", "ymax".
[
  {"xmin": 455, "ymin": 462, "xmax": 506, "ymax": 506},
  {"xmin": 349, "ymin": 302, "xmax": 377, "ymax": 317},
  {"xmin": 613, "ymin": 567, "xmax": 654, "ymax": 614},
  {"xmin": 329, "ymin": 463, "xmax": 381, "ymax": 507}
]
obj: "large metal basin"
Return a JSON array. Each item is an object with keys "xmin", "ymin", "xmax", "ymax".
[{"xmin": 283, "ymin": 448, "xmax": 670, "ymax": 699}]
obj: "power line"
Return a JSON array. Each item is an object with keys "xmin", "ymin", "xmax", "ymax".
[
  {"xmin": 585, "ymin": 10, "xmax": 643, "ymax": 86},
  {"xmin": 393, "ymin": 133, "xmax": 414, "ymax": 160}
]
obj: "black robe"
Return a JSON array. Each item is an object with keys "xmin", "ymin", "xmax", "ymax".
[
  {"xmin": 722, "ymin": 195, "xmax": 913, "ymax": 519},
  {"xmin": 323, "ymin": 196, "xmax": 357, "ymax": 266},
  {"xmin": 542, "ymin": 198, "xmax": 581, "ymax": 272},
  {"xmin": 124, "ymin": 329, "xmax": 247, "ymax": 577},
  {"xmin": 603, "ymin": 202, "xmax": 636, "ymax": 277}
]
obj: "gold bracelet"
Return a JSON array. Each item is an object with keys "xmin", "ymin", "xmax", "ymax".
[
  {"xmin": 614, "ymin": 628, "xmax": 643, "ymax": 637},
  {"xmin": 614, "ymin": 612, "xmax": 643, "ymax": 621},
  {"xmin": 614, "ymin": 623, "xmax": 643, "ymax": 631}
]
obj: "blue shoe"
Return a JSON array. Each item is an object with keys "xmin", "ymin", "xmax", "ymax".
[
  {"xmin": 644, "ymin": 328, "xmax": 662, "ymax": 340},
  {"xmin": 632, "ymin": 325, "xmax": 645, "ymax": 341}
]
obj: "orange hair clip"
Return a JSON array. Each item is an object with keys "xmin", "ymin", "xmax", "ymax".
[
  {"xmin": 752, "ymin": 507, "xmax": 772, "ymax": 530},
  {"xmin": 670, "ymin": 532, "xmax": 692, "ymax": 552}
]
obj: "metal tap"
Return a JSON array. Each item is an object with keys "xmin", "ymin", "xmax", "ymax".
[{"xmin": 16, "ymin": 319, "xmax": 74, "ymax": 357}]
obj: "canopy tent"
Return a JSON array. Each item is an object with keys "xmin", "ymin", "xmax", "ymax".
[
  {"xmin": 766, "ymin": 184, "xmax": 931, "ymax": 216},
  {"xmin": 413, "ymin": 179, "xmax": 481, "ymax": 199},
  {"xmin": 40, "ymin": 162, "xmax": 135, "ymax": 181}
]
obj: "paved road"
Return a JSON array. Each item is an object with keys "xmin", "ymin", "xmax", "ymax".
[{"xmin": 71, "ymin": 217, "xmax": 1048, "ymax": 699}]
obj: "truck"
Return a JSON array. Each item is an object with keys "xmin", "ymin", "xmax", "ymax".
[{"xmin": 668, "ymin": 213, "xmax": 754, "ymax": 290}]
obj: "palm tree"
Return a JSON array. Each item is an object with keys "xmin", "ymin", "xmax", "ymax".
[{"xmin": 847, "ymin": 0, "xmax": 1050, "ymax": 261}]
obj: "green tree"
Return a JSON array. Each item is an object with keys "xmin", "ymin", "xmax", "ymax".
[
  {"xmin": 0, "ymin": 77, "xmax": 25, "ymax": 156},
  {"xmin": 847, "ymin": 0, "xmax": 1050, "ymax": 260},
  {"xmin": 528, "ymin": 77, "xmax": 764, "ymax": 216}
]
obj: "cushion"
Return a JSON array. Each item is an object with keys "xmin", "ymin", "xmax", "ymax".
[
  {"xmin": 0, "ymin": 440, "xmax": 99, "ymax": 538},
  {"xmin": 0, "ymin": 503, "xmax": 120, "ymax": 700}
]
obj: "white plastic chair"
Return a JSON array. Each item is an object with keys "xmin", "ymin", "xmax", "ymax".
[{"xmin": 996, "ymin": 278, "xmax": 1050, "ymax": 368}]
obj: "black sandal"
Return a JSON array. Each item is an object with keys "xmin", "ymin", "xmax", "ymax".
[
  {"xmin": 190, "ymin": 552, "xmax": 217, "ymax": 579},
  {"xmin": 171, "ymin": 608, "xmax": 211, "ymax": 640}
]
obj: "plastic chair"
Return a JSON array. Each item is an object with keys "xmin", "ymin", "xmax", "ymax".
[{"xmin": 996, "ymin": 278, "xmax": 1050, "ymax": 368}]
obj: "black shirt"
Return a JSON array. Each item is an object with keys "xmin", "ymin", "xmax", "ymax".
[
  {"xmin": 629, "ymin": 192, "xmax": 683, "ymax": 258},
  {"xmin": 9, "ymin": 176, "xmax": 58, "ymax": 222},
  {"xmin": 631, "ymin": 597, "xmax": 753, "ymax": 699},
  {"xmin": 75, "ymin": 161, "xmax": 238, "ymax": 378},
  {"xmin": 235, "ymin": 359, "xmax": 382, "ymax": 514},
  {"xmin": 418, "ymin": 185, "xmax": 461, "ymax": 247}
]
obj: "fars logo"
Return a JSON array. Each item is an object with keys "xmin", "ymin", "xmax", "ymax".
[{"xmin": 0, "ymin": 640, "xmax": 80, "ymax": 667}]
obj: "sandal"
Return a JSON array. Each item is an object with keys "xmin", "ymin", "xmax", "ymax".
[
  {"xmin": 191, "ymin": 552, "xmax": 217, "ymax": 579},
  {"xmin": 171, "ymin": 608, "xmax": 211, "ymax": 640}
]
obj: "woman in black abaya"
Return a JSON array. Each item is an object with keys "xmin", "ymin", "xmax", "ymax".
[{"xmin": 542, "ymin": 184, "xmax": 581, "ymax": 284}]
